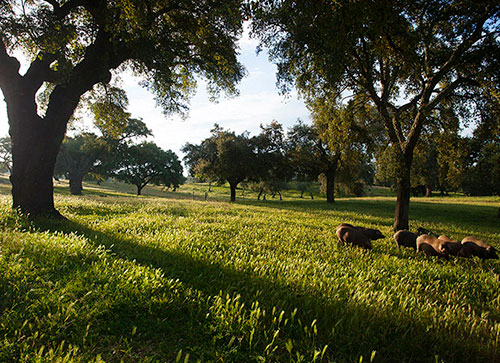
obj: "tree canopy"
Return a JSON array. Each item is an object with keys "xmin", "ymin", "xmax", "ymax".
[
  {"xmin": 113, "ymin": 142, "xmax": 184, "ymax": 196},
  {"xmin": 183, "ymin": 125, "xmax": 258, "ymax": 202}
]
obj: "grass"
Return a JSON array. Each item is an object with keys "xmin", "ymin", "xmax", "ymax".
[{"xmin": 0, "ymin": 177, "xmax": 499, "ymax": 362}]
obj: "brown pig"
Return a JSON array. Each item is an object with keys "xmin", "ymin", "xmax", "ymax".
[
  {"xmin": 438, "ymin": 235, "xmax": 462, "ymax": 257},
  {"xmin": 460, "ymin": 236, "xmax": 498, "ymax": 259},
  {"xmin": 393, "ymin": 230, "xmax": 417, "ymax": 250},
  {"xmin": 336, "ymin": 226, "xmax": 372, "ymax": 250},
  {"xmin": 416, "ymin": 234, "xmax": 449, "ymax": 258},
  {"xmin": 336, "ymin": 223, "xmax": 385, "ymax": 241}
]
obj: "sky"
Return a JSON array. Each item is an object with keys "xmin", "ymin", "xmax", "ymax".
[{"xmin": 0, "ymin": 26, "xmax": 311, "ymax": 159}]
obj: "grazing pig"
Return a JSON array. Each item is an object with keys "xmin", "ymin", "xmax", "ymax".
[
  {"xmin": 438, "ymin": 235, "xmax": 463, "ymax": 256},
  {"xmin": 416, "ymin": 234, "xmax": 449, "ymax": 258},
  {"xmin": 393, "ymin": 230, "xmax": 417, "ymax": 250},
  {"xmin": 336, "ymin": 223, "xmax": 355, "ymax": 231},
  {"xmin": 336, "ymin": 226, "xmax": 372, "ymax": 250},
  {"xmin": 336, "ymin": 223, "xmax": 385, "ymax": 241},
  {"xmin": 360, "ymin": 227, "xmax": 385, "ymax": 241},
  {"xmin": 460, "ymin": 236, "xmax": 498, "ymax": 259}
]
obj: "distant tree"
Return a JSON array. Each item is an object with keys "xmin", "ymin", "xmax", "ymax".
[
  {"xmin": 295, "ymin": 181, "xmax": 315, "ymax": 199},
  {"xmin": 55, "ymin": 133, "xmax": 106, "ymax": 195},
  {"xmin": 252, "ymin": 0, "xmax": 500, "ymax": 230},
  {"xmin": 287, "ymin": 121, "xmax": 337, "ymax": 202},
  {"xmin": 253, "ymin": 121, "xmax": 293, "ymax": 200},
  {"xmin": 182, "ymin": 125, "xmax": 258, "ymax": 202},
  {"xmin": 0, "ymin": 136, "xmax": 12, "ymax": 174},
  {"xmin": 55, "ymin": 117, "xmax": 151, "ymax": 195},
  {"xmin": 113, "ymin": 142, "xmax": 184, "ymax": 196},
  {"xmin": 287, "ymin": 100, "xmax": 377, "ymax": 203},
  {"xmin": 376, "ymin": 137, "xmax": 440, "ymax": 197},
  {"xmin": 0, "ymin": 0, "xmax": 244, "ymax": 217}
]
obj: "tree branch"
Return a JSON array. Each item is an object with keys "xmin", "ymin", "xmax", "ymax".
[
  {"xmin": 24, "ymin": 53, "xmax": 59, "ymax": 91},
  {"xmin": 423, "ymin": 15, "xmax": 488, "ymax": 103},
  {"xmin": 43, "ymin": 0, "xmax": 85, "ymax": 19},
  {"xmin": 424, "ymin": 77, "xmax": 464, "ymax": 112},
  {"xmin": 0, "ymin": 38, "xmax": 22, "ymax": 92}
]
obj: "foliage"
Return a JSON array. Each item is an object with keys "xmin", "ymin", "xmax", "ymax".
[
  {"xmin": 1, "ymin": 0, "xmax": 245, "ymax": 116},
  {"xmin": 55, "ymin": 133, "xmax": 106, "ymax": 180},
  {"xmin": 182, "ymin": 125, "xmax": 258, "ymax": 201},
  {"xmin": 286, "ymin": 120, "xmax": 333, "ymax": 181},
  {"xmin": 461, "ymin": 92, "xmax": 500, "ymax": 196},
  {"xmin": 0, "ymin": 180, "xmax": 499, "ymax": 362},
  {"xmin": 113, "ymin": 141, "xmax": 184, "ymax": 195},
  {"xmin": 252, "ymin": 121, "xmax": 293, "ymax": 198},
  {"xmin": 54, "ymin": 117, "xmax": 151, "ymax": 195}
]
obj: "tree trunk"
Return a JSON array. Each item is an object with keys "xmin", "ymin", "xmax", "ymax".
[
  {"xmin": 326, "ymin": 168, "xmax": 336, "ymax": 203},
  {"xmin": 425, "ymin": 184, "xmax": 432, "ymax": 197},
  {"xmin": 9, "ymin": 102, "xmax": 67, "ymax": 217},
  {"xmin": 257, "ymin": 189, "xmax": 263, "ymax": 200},
  {"xmin": 393, "ymin": 156, "xmax": 412, "ymax": 231},
  {"xmin": 278, "ymin": 191, "xmax": 282, "ymax": 200},
  {"xmin": 136, "ymin": 184, "xmax": 144, "ymax": 196},
  {"xmin": 229, "ymin": 182, "xmax": 237, "ymax": 202},
  {"xmin": 69, "ymin": 174, "xmax": 84, "ymax": 195},
  {"xmin": 300, "ymin": 190, "xmax": 304, "ymax": 198}
]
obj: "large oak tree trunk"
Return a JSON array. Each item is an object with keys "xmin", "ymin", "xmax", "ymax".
[{"xmin": 6, "ymin": 82, "xmax": 68, "ymax": 217}]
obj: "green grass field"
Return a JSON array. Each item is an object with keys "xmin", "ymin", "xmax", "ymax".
[{"xmin": 1, "ymin": 177, "xmax": 499, "ymax": 362}]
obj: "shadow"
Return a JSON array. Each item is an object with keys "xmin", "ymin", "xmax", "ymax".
[{"xmin": 26, "ymin": 215, "xmax": 499, "ymax": 363}]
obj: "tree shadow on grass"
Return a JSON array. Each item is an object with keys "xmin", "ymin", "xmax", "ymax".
[{"xmin": 28, "ymin": 216, "xmax": 499, "ymax": 363}]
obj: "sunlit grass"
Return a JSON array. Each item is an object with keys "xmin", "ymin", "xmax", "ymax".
[{"xmin": 0, "ymin": 177, "xmax": 499, "ymax": 362}]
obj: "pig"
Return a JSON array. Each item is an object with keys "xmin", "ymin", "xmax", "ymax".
[
  {"xmin": 393, "ymin": 230, "xmax": 417, "ymax": 250},
  {"xmin": 438, "ymin": 235, "xmax": 463, "ymax": 257},
  {"xmin": 336, "ymin": 223, "xmax": 355, "ymax": 231},
  {"xmin": 336, "ymin": 223, "xmax": 385, "ymax": 241},
  {"xmin": 460, "ymin": 236, "xmax": 498, "ymax": 259},
  {"xmin": 336, "ymin": 226, "xmax": 372, "ymax": 250},
  {"xmin": 416, "ymin": 234, "xmax": 449, "ymax": 258}
]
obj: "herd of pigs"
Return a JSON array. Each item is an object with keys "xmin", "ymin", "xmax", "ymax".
[{"xmin": 335, "ymin": 223, "xmax": 498, "ymax": 259}]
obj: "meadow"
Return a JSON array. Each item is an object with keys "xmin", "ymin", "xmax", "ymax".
[{"xmin": 0, "ymin": 178, "xmax": 499, "ymax": 362}]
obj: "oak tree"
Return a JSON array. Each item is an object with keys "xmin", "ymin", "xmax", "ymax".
[
  {"xmin": 113, "ymin": 142, "xmax": 184, "ymax": 196},
  {"xmin": 0, "ymin": 0, "xmax": 244, "ymax": 216},
  {"xmin": 252, "ymin": 0, "xmax": 500, "ymax": 230},
  {"xmin": 182, "ymin": 125, "xmax": 258, "ymax": 202}
]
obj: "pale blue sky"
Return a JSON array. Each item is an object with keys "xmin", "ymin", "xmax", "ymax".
[{"xmin": 0, "ymin": 26, "xmax": 311, "ymax": 158}]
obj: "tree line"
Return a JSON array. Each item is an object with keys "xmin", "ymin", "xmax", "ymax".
[{"xmin": 0, "ymin": 0, "xmax": 499, "ymax": 230}]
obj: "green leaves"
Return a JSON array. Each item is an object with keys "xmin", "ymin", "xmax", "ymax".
[{"xmin": 113, "ymin": 141, "xmax": 185, "ymax": 195}]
